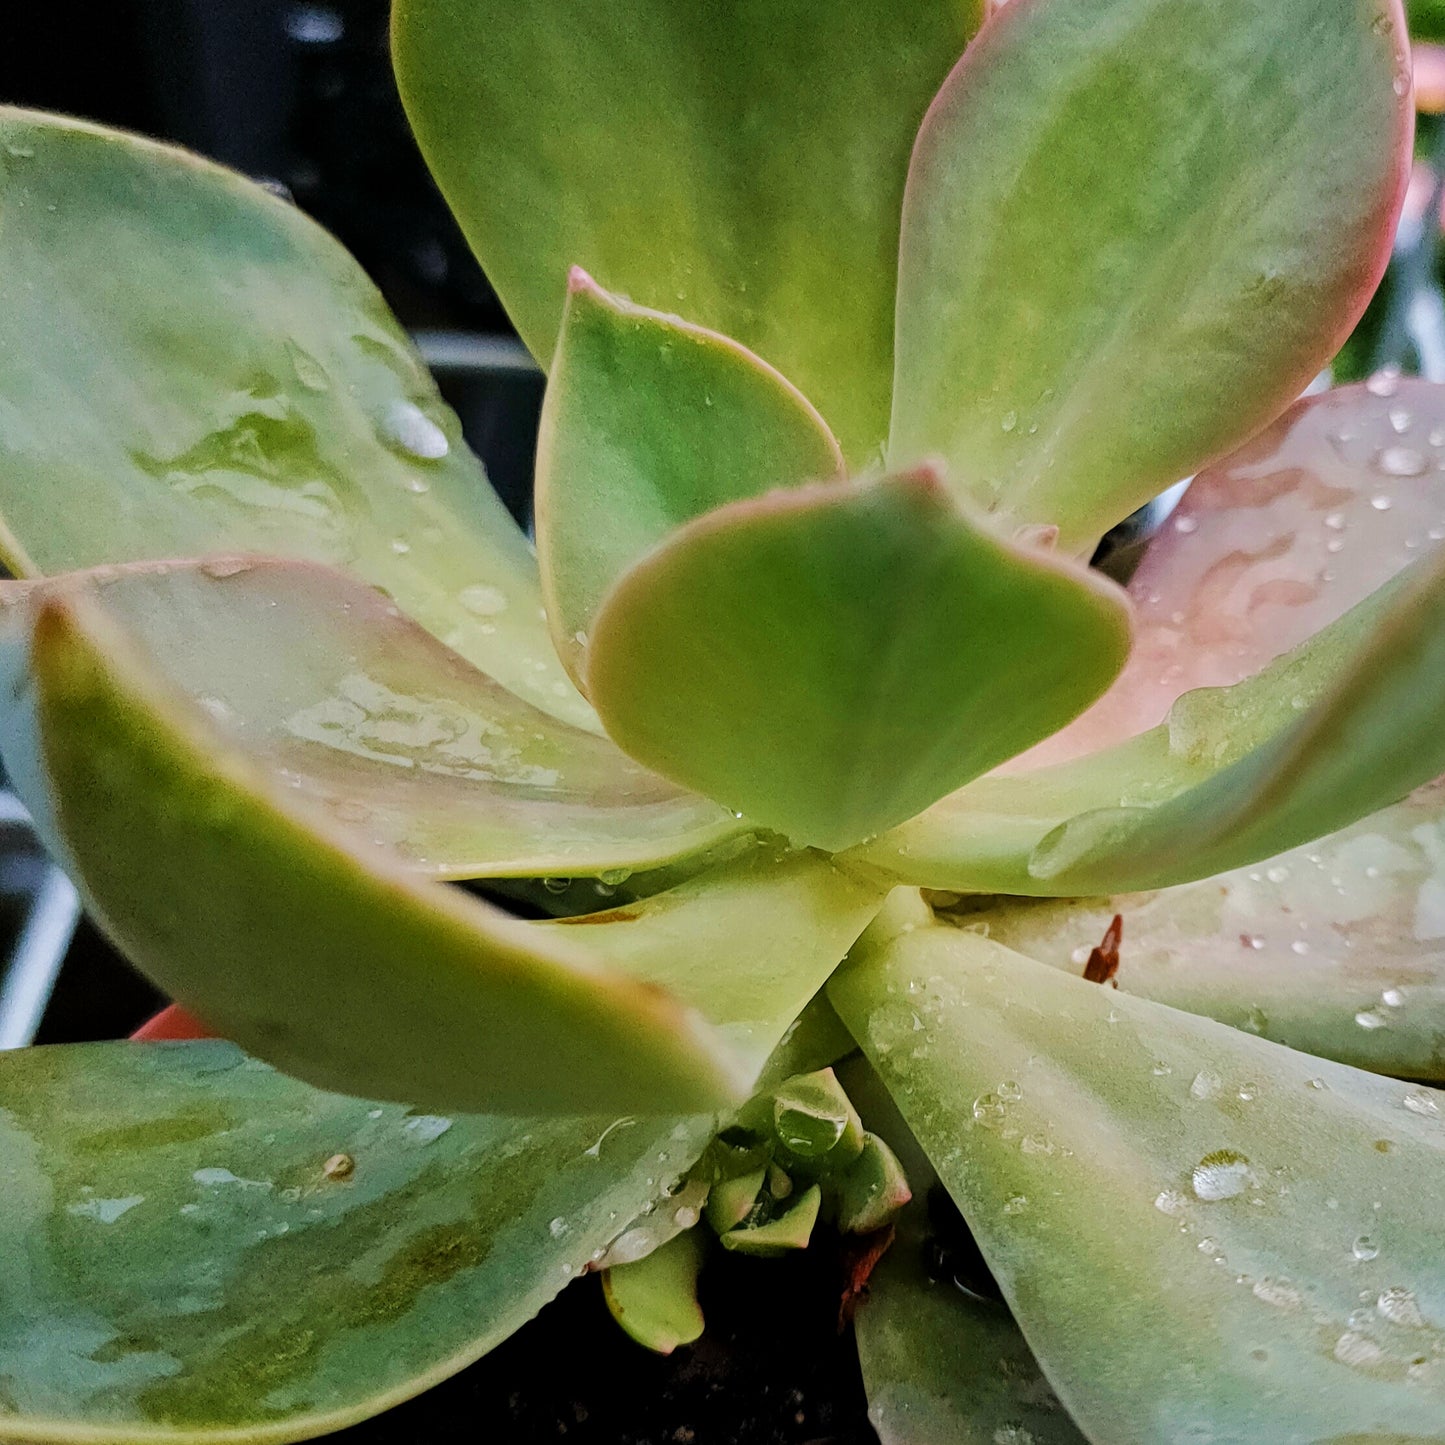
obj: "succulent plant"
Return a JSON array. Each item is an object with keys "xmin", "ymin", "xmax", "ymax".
[{"xmin": 4, "ymin": 0, "xmax": 1445, "ymax": 1437}]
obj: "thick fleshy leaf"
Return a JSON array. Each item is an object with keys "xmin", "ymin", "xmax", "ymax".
[
  {"xmin": 0, "ymin": 559, "xmax": 741, "ymax": 881},
  {"xmin": 392, "ymin": 0, "xmax": 982, "ymax": 464},
  {"xmin": 0, "ymin": 107, "xmax": 589, "ymax": 728},
  {"xmin": 537, "ymin": 848, "xmax": 884, "ymax": 1080},
  {"xmin": 588, "ymin": 469, "xmax": 1132, "ymax": 850},
  {"xmin": 889, "ymin": 0, "xmax": 1412, "ymax": 551},
  {"xmin": 0, "ymin": 591, "xmax": 755, "ymax": 1116},
  {"xmin": 535, "ymin": 271, "xmax": 843, "ymax": 684},
  {"xmin": 0, "ymin": 1038, "xmax": 714, "ymax": 1443},
  {"xmin": 601, "ymin": 1229, "xmax": 707, "ymax": 1355},
  {"xmin": 1025, "ymin": 379, "xmax": 1445, "ymax": 769},
  {"xmin": 839, "ymin": 1056, "xmax": 1086, "ymax": 1445},
  {"xmin": 852, "ymin": 543, "xmax": 1445, "ymax": 894},
  {"xmin": 832, "ymin": 912, "xmax": 1445, "ymax": 1443},
  {"xmin": 969, "ymin": 777, "xmax": 1445, "ymax": 1080}
]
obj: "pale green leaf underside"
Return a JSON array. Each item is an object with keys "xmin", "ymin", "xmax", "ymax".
[
  {"xmin": 891, "ymin": 0, "xmax": 1411, "ymax": 552},
  {"xmin": 535, "ymin": 272, "xmax": 844, "ymax": 685},
  {"xmin": 832, "ymin": 917, "xmax": 1445, "ymax": 1443},
  {"xmin": 971, "ymin": 778, "xmax": 1445, "ymax": 1081},
  {"xmin": 0, "ymin": 593, "xmax": 756, "ymax": 1117},
  {"xmin": 0, "ymin": 559, "xmax": 741, "ymax": 881},
  {"xmin": 0, "ymin": 107, "xmax": 590, "ymax": 729},
  {"xmin": 392, "ymin": 0, "xmax": 982, "ymax": 465},
  {"xmin": 538, "ymin": 848, "xmax": 883, "ymax": 1080},
  {"xmin": 851, "ymin": 547, "xmax": 1445, "ymax": 895},
  {"xmin": 0, "ymin": 1039, "xmax": 714, "ymax": 1444},
  {"xmin": 588, "ymin": 470, "xmax": 1132, "ymax": 851}
]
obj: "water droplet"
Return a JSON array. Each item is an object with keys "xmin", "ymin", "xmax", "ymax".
[
  {"xmin": 598, "ymin": 866, "xmax": 632, "ymax": 888},
  {"xmin": 1152, "ymin": 1061, "xmax": 1173, "ymax": 1076},
  {"xmin": 1324, "ymin": 511, "xmax": 1347, "ymax": 531},
  {"xmin": 973, "ymin": 1093, "xmax": 1009, "ymax": 1128},
  {"xmin": 1403, "ymin": 1088, "xmax": 1440, "ymax": 1119},
  {"xmin": 997, "ymin": 1080, "xmax": 1023, "ymax": 1102},
  {"xmin": 1377, "ymin": 1285, "xmax": 1426, "ymax": 1327},
  {"xmin": 67, "ymin": 1194, "xmax": 145, "ymax": 1224},
  {"xmin": 1154, "ymin": 1188, "xmax": 1188, "ymax": 1216},
  {"xmin": 381, "ymin": 399, "xmax": 450, "ymax": 460},
  {"xmin": 549, "ymin": 1216, "xmax": 569, "ymax": 1238},
  {"xmin": 1370, "ymin": 494, "xmax": 1394, "ymax": 511},
  {"xmin": 1252, "ymin": 1276, "xmax": 1304, "ymax": 1311},
  {"xmin": 286, "ymin": 340, "xmax": 330, "ymax": 392},
  {"xmin": 1367, "ymin": 368, "xmax": 1401, "ymax": 397},
  {"xmin": 1190, "ymin": 1071, "xmax": 1222, "ymax": 1101},
  {"xmin": 543, "ymin": 877, "xmax": 572, "ymax": 894},
  {"xmin": 1381, "ymin": 988, "xmax": 1405, "ymax": 1008},
  {"xmin": 401, "ymin": 1114, "xmax": 452, "ymax": 1146},
  {"xmin": 1307, "ymin": 1077, "xmax": 1328, "ymax": 1090},
  {"xmin": 1394, "ymin": 72, "xmax": 1410, "ymax": 96},
  {"xmin": 1003, "ymin": 1194, "xmax": 1028, "ymax": 1215},
  {"xmin": 322, "ymin": 1153, "xmax": 355, "ymax": 1180},
  {"xmin": 1389, "ymin": 406, "xmax": 1414, "ymax": 434},
  {"xmin": 1334, "ymin": 1330, "xmax": 1386, "ymax": 1369},
  {"xmin": 1174, "ymin": 514, "xmax": 1199, "ymax": 534},
  {"xmin": 1352, "ymin": 1234, "xmax": 1380, "ymax": 1261},
  {"xmin": 1380, "ymin": 446, "xmax": 1426, "ymax": 477},
  {"xmin": 1001, "ymin": 410, "xmax": 1018, "ymax": 433},
  {"xmin": 1241, "ymin": 934, "xmax": 1265, "ymax": 951},
  {"xmin": 1290, "ymin": 940, "xmax": 1310, "ymax": 956},
  {"xmin": 389, "ymin": 537, "xmax": 411, "ymax": 555},
  {"xmin": 1265, "ymin": 865, "xmax": 1291, "ymax": 883},
  {"xmin": 1355, "ymin": 1008, "xmax": 1389, "ymax": 1031},
  {"xmin": 1237, "ymin": 1082, "xmax": 1259, "ymax": 1102},
  {"xmin": 1191, "ymin": 1149, "xmax": 1256, "ymax": 1201},
  {"xmin": 458, "ymin": 584, "xmax": 508, "ymax": 617}
]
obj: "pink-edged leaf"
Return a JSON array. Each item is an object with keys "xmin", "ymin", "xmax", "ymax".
[
  {"xmin": 536, "ymin": 270, "xmax": 843, "ymax": 687},
  {"xmin": 1018, "ymin": 379, "xmax": 1445, "ymax": 768},
  {"xmin": 890, "ymin": 0, "xmax": 1412, "ymax": 552},
  {"xmin": 586, "ymin": 468, "xmax": 1132, "ymax": 851}
]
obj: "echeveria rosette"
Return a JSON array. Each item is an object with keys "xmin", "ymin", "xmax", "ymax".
[{"xmin": 1, "ymin": 0, "xmax": 1443, "ymax": 1439}]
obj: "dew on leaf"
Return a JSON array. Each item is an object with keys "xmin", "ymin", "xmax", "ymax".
[
  {"xmin": 1352, "ymin": 1235, "xmax": 1380, "ymax": 1261},
  {"xmin": 1191, "ymin": 1149, "xmax": 1256, "ymax": 1201},
  {"xmin": 381, "ymin": 399, "xmax": 449, "ymax": 460}
]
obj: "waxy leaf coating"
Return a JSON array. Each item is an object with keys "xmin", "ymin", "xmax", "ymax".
[
  {"xmin": 393, "ymin": 0, "xmax": 982, "ymax": 464},
  {"xmin": 0, "ymin": 1039, "xmax": 714, "ymax": 1443},
  {"xmin": 891, "ymin": 0, "xmax": 1412, "ymax": 551},
  {"xmin": 0, "ymin": 107, "xmax": 589, "ymax": 728},
  {"xmin": 588, "ymin": 469, "xmax": 1132, "ymax": 850},
  {"xmin": 833, "ymin": 914, "xmax": 1445, "ymax": 1443},
  {"xmin": 0, "ymin": 559, "xmax": 740, "ymax": 882},
  {"xmin": 536, "ymin": 271, "xmax": 843, "ymax": 685},
  {"xmin": 0, "ymin": 592, "xmax": 751, "ymax": 1116}
]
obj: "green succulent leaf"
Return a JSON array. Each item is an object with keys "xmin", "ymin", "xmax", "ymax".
[
  {"xmin": 536, "ymin": 848, "xmax": 885, "ymax": 1081},
  {"xmin": 535, "ymin": 270, "xmax": 844, "ymax": 685},
  {"xmin": 1025, "ymin": 379, "xmax": 1445, "ymax": 771},
  {"xmin": 889, "ymin": 0, "xmax": 1412, "ymax": 551},
  {"xmin": 718, "ymin": 1184, "xmax": 821, "ymax": 1257},
  {"xmin": 853, "ymin": 542, "xmax": 1445, "ymax": 894},
  {"xmin": 839, "ymin": 1056, "xmax": 1084, "ymax": 1444},
  {"xmin": 832, "ymin": 914, "xmax": 1445, "ymax": 1443},
  {"xmin": 0, "ymin": 558, "xmax": 741, "ymax": 881},
  {"xmin": 0, "ymin": 107, "xmax": 589, "ymax": 728},
  {"xmin": 588, "ymin": 469, "xmax": 1132, "ymax": 850},
  {"xmin": 392, "ymin": 0, "xmax": 982, "ymax": 465},
  {"xmin": 601, "ymin": 1228, "xmax": 707, "ymax": 1356},
  {"xmin": 0, "ymin": 587, "xmax": 885, "ymax": 1116},
  {"xmin": 0, "ymin": 1038, "xmax": 713, "ymax": 1444},
  {"xmin": 972, "ymin": 778, "xmax": 1445, "ymax": 1080}
]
